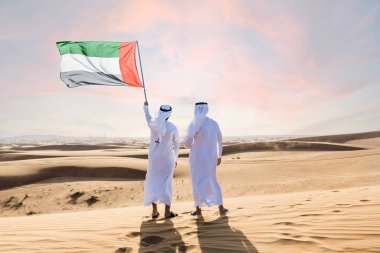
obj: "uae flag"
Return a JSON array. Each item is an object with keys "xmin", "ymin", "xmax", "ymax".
[{"xmin": 56, "ymin": 41, "xmax": 144, "ymax": 88}]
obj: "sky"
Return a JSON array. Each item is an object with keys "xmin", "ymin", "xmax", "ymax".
[{"xmin": 0, "ymin": 0, "xmax": 379, "ymax": 138}]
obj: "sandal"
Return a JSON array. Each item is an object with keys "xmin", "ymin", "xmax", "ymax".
[
  {"xmin": 165, "ymin": 211, "xmax": 178, "ymax": 219},
  {"xmin": 191, "ymin": 210, "xmax": 201, "ymax": 216},
  {"xmin": 152, "ymin": 212, "xmax": 160, "ymax": 218}
]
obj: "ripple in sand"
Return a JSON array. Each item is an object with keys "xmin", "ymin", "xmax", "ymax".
[{"xmin": 300, "ymin": 213, "xmax": 323, "ymax": 217}]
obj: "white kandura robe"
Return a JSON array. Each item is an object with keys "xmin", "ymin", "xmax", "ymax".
[
  {"xmin": 143, "ymin": 105, "xmax": 179, "ymax": 206},
  {"xmin": 184, "ymin": 117, "xmax": 223, "ymax": 207}
]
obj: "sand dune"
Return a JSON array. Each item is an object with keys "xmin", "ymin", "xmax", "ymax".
[
  {"xmin": 0, "ymin": 165, "xmax": 147, "ymax": 190},
  {"xmin": 0, "ymin": 140, "xmax": 363, "ymax": 162},
  {"xmin": 122, "ymin": 141, "xmax": 364, "ymax": 159},
  {"xmin": 346, "ymin": 137, "xmax": 380, "ymax": 148},
  {"xmin": 289, "ymin": 130, "xmax": 380, "ymax": 143},
  {"xmin": 221, "ymin": 141, "xmax": 364, "ymax": 154},
  {"xmin": 1, "ymin": 132, "xmax": 380, "ymax": 252},
  {"xmin": 0, "ymin": 186, "xmax": 379, "ymax": 253},
  {"xmin": 1, "ymin": 140, "xmax": 364, "ymax": 190}
]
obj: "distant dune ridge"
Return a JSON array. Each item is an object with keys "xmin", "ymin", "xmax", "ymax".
[
  {"xmin": 0, "ymin": 131, "xmax": 380, "ymax": 252},
  {"xmin": 0, "ymin": 139, "xmax": 365, "ymax": 190},
  {"xmin": 221, "ymin": 140, "xmax": 363, "ymax": 155},
  {"xmin": 289, "ymin": 130, "xmax": 380, "ymax": 143}
]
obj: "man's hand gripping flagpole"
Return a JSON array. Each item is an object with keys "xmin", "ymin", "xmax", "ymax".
[{"xmin": 136, "ymin": 41, "xmax": 148, "ymax": 104}]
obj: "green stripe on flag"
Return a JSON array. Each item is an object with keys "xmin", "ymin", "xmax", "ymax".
[{"xmin": 56, "ymin": 41, "xmax": 121, "ymax": 58}]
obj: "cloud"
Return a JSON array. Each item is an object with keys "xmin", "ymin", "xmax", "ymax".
[
  {"xmin": 1, "ymin": 0, "xmax": 379, "ymax": 136},
  {"xmin": 222, "ymin": 1, "xmax": 307, "ymax": 60},
  {"xmin": 103, "ymin": 1, "xmax": 311, "ymax": 114},
  {"xmin": 350, "ymin": 2, "xmax": 379, "ymax": 35}
]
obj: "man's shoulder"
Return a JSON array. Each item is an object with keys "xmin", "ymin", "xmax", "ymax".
[
  {"xmin": 206, "ymin": 117, "xmax": 219, "ymax": 126},
  {"xmin": 167, "ymin": 121, "xmax": 178, "ymax": 131}
]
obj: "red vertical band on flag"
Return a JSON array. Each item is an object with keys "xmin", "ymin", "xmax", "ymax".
[{"xmin": 119, "ymin": 42, "xmax": 144, "ymax": 88}]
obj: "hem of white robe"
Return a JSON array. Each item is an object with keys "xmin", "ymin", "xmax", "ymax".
[
  {"xmin": 194, "ymin": 200, "xmax": 223, "ymax": 207},
  {"xmin": 144, "ymin": 198, "xmax": 171, "ymax": 206}
]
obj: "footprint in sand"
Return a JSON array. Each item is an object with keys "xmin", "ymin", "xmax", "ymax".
[
  {"xmin": 26, "ymin": 211, "xmax": 38, "ymax": 215},
  {"xmin": 332, "ymin": 210, "xmax": 341, "ymax": 213},
  {"xmin": 86, "ymin": 196, "xmax": 99, "ymax": 206},
  {"xmin": 114, "ymin": 247, "xmax": 132, "ymax": 253},
  {"xmin": 68, "ymin": 192, "xmax": 84, "ymax": 204},
  {"xmin": 126, "ymin": 231, "xmax": 140, "ymax": 238},
  {"xmin": 360, "ymin": 199, "xmax": 370, "ymax": 202},
  {"xmin": 3, "ymin": 195, "xmax": 27, "ymax": 209},
  {"xmin": 140, "ymin": 235, "xmax": 165, "ymax": 246}
]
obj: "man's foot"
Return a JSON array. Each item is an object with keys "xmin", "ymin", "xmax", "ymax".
[
  {"xmin": 165, "ymin": 211, "xmax": 178, "ymax": 219},
  {"xmin": 152, "ymin": 203, "xmax": 159, "ymax": 218},
  {"xmin": 190, "ymin": 211, "xmax": 200, "ymax": 216},
  {"xmin": 219, "ymin": 207, "xmax": 228, "ymax": 215},
  {"xmin": 191, "ymin": 207, "xmax": 202, "ymax": 216}
]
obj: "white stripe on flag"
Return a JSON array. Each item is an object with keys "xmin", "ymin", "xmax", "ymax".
[{"xmin": 60, "ymin": 54, "xmax": 121, "ymax": 75}]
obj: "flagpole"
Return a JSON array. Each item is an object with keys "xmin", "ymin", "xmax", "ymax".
[{"xmin": 136, "ymin": 41, "xmax": 148, "ymax": 103}]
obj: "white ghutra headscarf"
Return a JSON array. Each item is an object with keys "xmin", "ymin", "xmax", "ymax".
[
  {"xmin": 186, "ymin": 102, "xmax": 208, "ymax": 139},
  {"xmin": 150, "ymin": 105, "xmax": 172, "ymax": 142}
]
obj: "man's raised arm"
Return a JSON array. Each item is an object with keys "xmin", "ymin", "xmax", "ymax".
[{"xmin": 143, "ymin": 101, "xmax": 153, "ymax": 125}]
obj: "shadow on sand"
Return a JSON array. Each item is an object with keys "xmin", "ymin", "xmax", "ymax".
[
  {"xmin": 138, "ymin": 218, "xmax": 186, "ymax": 253},
  {"xmin": 196, "ymin": 215, "xmax": 258, "ymax": 253},
  {"xmin": 137, "ymin": 215, "xmax": 258, "ymax": 253}
]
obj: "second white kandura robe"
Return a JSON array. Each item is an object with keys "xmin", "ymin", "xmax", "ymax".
[
  {"xmin": 184, "ymin": 117, "xmax": 223, "ymax": 207},
  {"xmin": 143, "ymin": 105, "xmax": 179, "ymax": 206}
]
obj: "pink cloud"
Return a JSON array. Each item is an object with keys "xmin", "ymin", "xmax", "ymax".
[
  {"xmin": 222, "ymin": 1, "xmax": 307, "ymax": 61},
  {"xmin": 108, "ymin": 0, "xmax": 225, "ymax": 33},
  {"xmin": 108, "ymin": 1, "xmax": 307, "ymax": 64},
  {"xmin": 44, "ymin": 0, "xmax": 378, "ymax": 123},
  {"xmin": 208, "ymin": 53, "xmax": 322, "ymax": 120},
  {"xmin": 0, "ymin": 31, "xmax": 24, "ymax": 41},
  {"xmin": 277, "ymin": 73, "xmax": 330, "ymax": 98},
  {"xmin": 98, "ymin": 0, "xmax": 315, "ymax": 118},
  {"xmin": 350, "ymin": 4, "xmax": 379, "ymax": 35}
]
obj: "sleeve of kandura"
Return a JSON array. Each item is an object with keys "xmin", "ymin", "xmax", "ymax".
[
  {"xmin": 143, "ymin": 105, "xmax": 153, "ymax": 126},
  {"xmin": 184, "ymin": 125, "xmax": 194, "ymax": 148},
  {"xmin": 216, "ymin": 122, "xmax": 223, "ymax": 158},
  {"xmin": 173, "ymin": 128, "xmax": 180, "ymax": 160}
]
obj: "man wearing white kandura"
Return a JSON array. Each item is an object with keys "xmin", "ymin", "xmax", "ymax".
[
  {"xmin": 143, "ymin": 101, "xmax": 179, "ymax": 219},
  {"xmin": 184, "ymin": 102, "xmax": 228, "ymax": 216}
]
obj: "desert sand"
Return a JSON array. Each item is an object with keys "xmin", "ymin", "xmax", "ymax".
[{"xmin": 1, "ymin": 132, "xmax": 380, "ymax": 252}]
